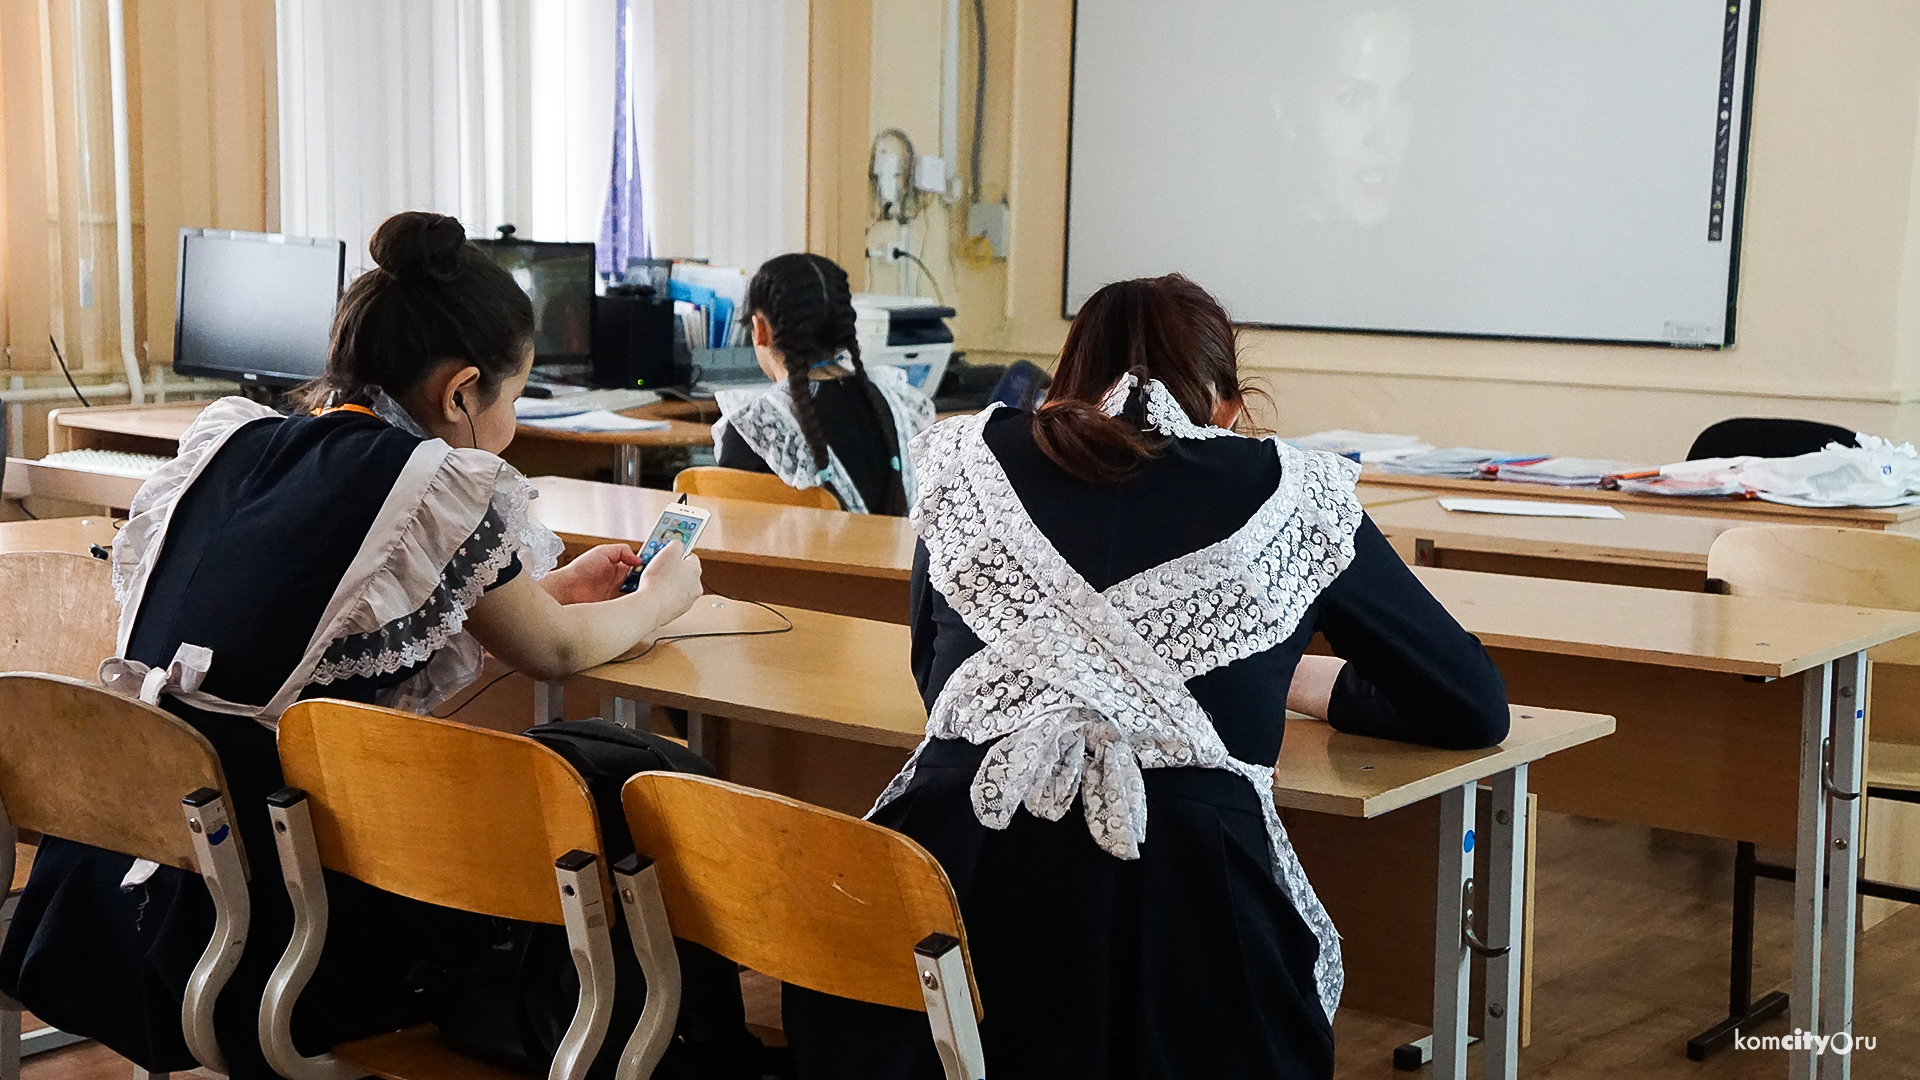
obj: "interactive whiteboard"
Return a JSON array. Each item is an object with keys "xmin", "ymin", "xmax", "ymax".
[{"xmin": 1064, "ymin": 0, "xmax": 1760, "ymax": 346}]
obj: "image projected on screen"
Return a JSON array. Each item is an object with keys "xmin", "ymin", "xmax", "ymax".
[{"xmin": 1064, "ymin": 0, "xmax": 1757, "ymax": 346}]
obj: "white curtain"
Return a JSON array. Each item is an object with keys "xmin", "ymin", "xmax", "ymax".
[
  {"xmin": 276, "ymin": 0, "xmax": 536, "ymax": 265},
  {"xmin": 276, "ymin": 0, "xmax": 804, "ymax": 274},
  {"xmin": 649, "ymin": 0, "xmax": 808, "ymax": 270}
]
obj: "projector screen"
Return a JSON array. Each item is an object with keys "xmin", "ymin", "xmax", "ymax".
[{"xmin": 1064, "ymin": 0, "xmax": 1759, "ymax": 346}]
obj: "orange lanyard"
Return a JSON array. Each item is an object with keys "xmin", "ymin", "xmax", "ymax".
[{"xmin": 319, "ymin": 403, "xmax": 379, "ymax": 419}]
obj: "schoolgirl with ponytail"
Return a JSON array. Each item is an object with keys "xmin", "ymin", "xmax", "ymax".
[{"xmin": 712, "ymin": 253, "xmax": 934, "ymax": 515}]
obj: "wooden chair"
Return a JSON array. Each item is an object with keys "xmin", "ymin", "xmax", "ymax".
[
  {"xmin": 611, "ymin": 773, "xmax": 985, "ymax": 1080},
  {"xmin": 0, "ymin": 551, "xmax": 118, "ymax": 680},
  {"xmin": 671, "ymin": 467, "xmax": 841, "ymax": 511},
  {"xmin": 0, "ymin": 673, "xmax": 251, "ymax": 1079},
  {"xmin": 1693, "ymin": 525, "xmax": 1920, "ymax": 1056},
  {"xmin": 261, "ymin": 700, "xmax": 616, "ymax": 1080}
]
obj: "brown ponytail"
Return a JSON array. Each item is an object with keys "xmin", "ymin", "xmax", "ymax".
[{"xmin": 1031, "ymin": 273, "xmax": 1250, "ymax": 484}]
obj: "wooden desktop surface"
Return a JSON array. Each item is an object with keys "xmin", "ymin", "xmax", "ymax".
[
  {"xmin": 1412, "ymin": 565, "xmax": 1920, "ymax": 678},
  {"xmin": 1359, "ymin": 467, "xmax": 1920, "ymax": 531},
  {"xmin": 48, "ymin": 401, "xmax": 209, "ymax": 449},
  {"xmin": 1354, "ymin": 483, "xmax": 1435, "ymax": 509},
  {"xmin": 571, "ymin": 598, "xmax": 1615, "ymax": 813},
  {"xmin": 0, "ymin": 516, "xmax": 118, "ymax": 555},
  {"xmin": 532, "ymin": 476, "xmax": 914, "ymax": 578},
  {"xmin": 1371, "ymin": 498, "xmax": 1737, "ymax": 573}
]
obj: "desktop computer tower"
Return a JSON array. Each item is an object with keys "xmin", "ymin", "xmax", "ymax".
[{"xmin": 591, "ymin": 289, "xmax": 682, "ymax": 390}]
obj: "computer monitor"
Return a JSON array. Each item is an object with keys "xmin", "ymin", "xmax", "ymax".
[
  {"xmin": 471, "ymin": 238, "xmax": 596, "ymax": 365},
  {"xmin": 172, "ymin": 229, "xmax": 346, "ymax": 388}
]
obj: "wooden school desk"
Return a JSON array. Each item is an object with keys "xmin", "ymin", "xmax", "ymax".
[
  {"xmin": 1367, "ymin": 497, "xmax": 1739, "ymax": 591},
  {"xmin": 529, "ymin": 475, "xmax": 915, "ymax": 621},
  {"xmin": 0, "ymin": 516, "xmax": 117, "ymax": 556},
  {"xmin": 551, "ymin": 563, "xmax": 1920, "ymax": 1079},
  {"xmin": 506, "ymin": 400, "xmax": 717, "ymax": 486},
  {"xmin": 560, "ymin": 598, "xmax": 1614, "ymax": 1080},
  {"xmin": 1359, "ymin": 467, "xmax": 1920, "ymax": 533}
]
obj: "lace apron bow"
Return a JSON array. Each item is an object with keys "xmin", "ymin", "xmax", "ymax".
[{"xmin": 972, "ymin": 705, "xmax": 1151, "ymax": 858}]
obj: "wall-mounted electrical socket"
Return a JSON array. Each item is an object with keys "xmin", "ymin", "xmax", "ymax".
[
  {"xmin": 866, "ymin": 244, "xmax": 908, "ymax": 263},
  {"xmin": 967, "ymin": 202, "xmax": 1009, "ymax": 259}
]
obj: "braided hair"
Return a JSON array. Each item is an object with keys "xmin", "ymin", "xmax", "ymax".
[{"xmin": 745, "ymin": 254, "xmax": 908, "ymax": 515}]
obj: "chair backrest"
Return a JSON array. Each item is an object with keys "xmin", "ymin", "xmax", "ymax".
[
  {"xmin": 621, "ymin": 772, "xmax": 980, "ymax": 1014},
  {"xmin": 0, "ymin": 552, "xmax": 117, "ymax": 680},
  {"xmin": 1707, "ymin": 525, "xmax": 1920, "ymax": 664},
  {"xmin": 276, "ymin": 699, "xmax": 605, "ymax": 924},
  {"xmin": 672, "ymin": 466, "xmax": 841, "ymax": 511},
  {"xmin": 0, "ymin": 673, "xmax": 230, "ymax": 872},
  {"xmin": 1687, "ymin": 417, "xmax": 1858, "ymax": 461}
]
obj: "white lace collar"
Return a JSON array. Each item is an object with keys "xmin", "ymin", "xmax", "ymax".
[{"xmin": 1099, "ymin": 374, "xmax": 1238, "ymax": 441}]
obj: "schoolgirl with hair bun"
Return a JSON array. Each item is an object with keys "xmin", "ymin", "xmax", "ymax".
[
  {"xmin": 0, "ymin": 211, "xmax": 768, "ymax": 1079},
  {"xmin": 713, "ymin": 252, "xmax": 934, "ymax": 515}
]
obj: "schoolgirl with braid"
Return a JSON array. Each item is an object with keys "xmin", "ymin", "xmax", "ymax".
[{"xmin": 712, "ymin": 253, "xmax": 935, "ymax": 515}]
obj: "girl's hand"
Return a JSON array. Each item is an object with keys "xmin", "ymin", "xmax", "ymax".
[
  {"xmin": 542, "ymin": 544, "xmax": 643, "ymax": 605},
  {"xmin": 634, "ymin": 540, "xmax": 703, "ymax": 623}
]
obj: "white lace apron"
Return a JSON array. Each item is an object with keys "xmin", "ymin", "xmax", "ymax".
[
  {"xmin": 873, "ymin": 378, "xmax": 1363, "ymax": 1021},
  {"xmin": 99, "ymin": 395, "xmax": 563, "ymax": 726},
  {"xmin": 711, "ymin": 363, "xmax": 936, "ymax": 513}
]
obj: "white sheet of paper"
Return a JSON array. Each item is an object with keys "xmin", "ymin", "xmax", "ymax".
[
  {"xmin": 1439, "ymin": 498, "xmax": 1625, "ymax": 520},
  {"xmin": 520, "ymin": 410, "xmax": 670, "ymax": 433}
]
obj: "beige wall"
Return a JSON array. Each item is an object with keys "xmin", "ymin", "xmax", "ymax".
[{"xmin": 821, "ymin": 0, "xmax": 1920, "ymax": 463}]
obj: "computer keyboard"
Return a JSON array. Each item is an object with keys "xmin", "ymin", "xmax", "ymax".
[
  {"xmin": 39, "ymin": 449, "xmax": 172, "ymax": 479},
  {"xmin": 515, "ymin": 387, "xmax": 663, "ymax": 419}
]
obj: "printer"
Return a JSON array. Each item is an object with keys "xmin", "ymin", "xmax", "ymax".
[{"xmin": 852, "ymin": 294, "xmax": 956, "ymax": 392}]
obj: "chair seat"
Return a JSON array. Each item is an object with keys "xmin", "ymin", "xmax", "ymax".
[
  {"xmin": 11, "ymin": 842, "xmax": 32, "ymax": 893},
  {"xmin": 334, "ymin": 1025, "xmax": 543, "ymax": 1080},
  {"xmin": 1868, "ymin": 740, "xmax": 1920, "ymax": 796}
]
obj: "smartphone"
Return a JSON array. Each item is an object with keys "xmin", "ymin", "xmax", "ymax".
[{"xmin": 621, "ymin": 503, "xmax": 711, "ymax": 592}]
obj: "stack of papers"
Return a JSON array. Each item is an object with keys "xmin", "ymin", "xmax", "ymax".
[
  {"xmin": 1378, "ymin": 448, "xmax": 1532, "ymax": 479},
  {"xmin": 1285, "ymin": 429, "xmax": 1433, "ymax": 463},
  {"xmin": 519, "ymin": 411, "xmax": 671, "ymax": 433},
  {"xmin": 1493, "ymin": 457, "xmax": 1645, "ymax": 487}
]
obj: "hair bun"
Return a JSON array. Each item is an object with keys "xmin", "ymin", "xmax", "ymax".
[{"xmin": 368, "ymin": 211, "xmax": 468, "ymax": 284}]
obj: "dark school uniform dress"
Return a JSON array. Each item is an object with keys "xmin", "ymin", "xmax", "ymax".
[
  {"xmin": 0, "ymin": 399, "xmax": 545, "ymax": 1079},
  {"xmin": 783, "ymin": 403, "xmax": 1510, "ymax": 1080},
  {"xmin": 712, "ymin": 365, "xmax": 935, "ymax": 515}
]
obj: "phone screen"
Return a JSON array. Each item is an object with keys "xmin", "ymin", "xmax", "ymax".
[{"xmin": 639, "ymin": 508, "xmax": 704, "ymax": 567}]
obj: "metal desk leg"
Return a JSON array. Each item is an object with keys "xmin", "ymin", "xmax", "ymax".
[
  {"xmin": 1819, "ymin": 651, "xmax": 1867, "ymax": 1080},
  {"xmin": 1433, "ymin": 782, "xmax": 1475, "ymax": 1080},
  {"xmin": 534, "ymin": 681, "xmax": 565, "ymax": 725},
  {"xmin": 616, "ymin": 445, "xmax": 643, "ymax": 486},
  {"xmin": 600, "ymin": 695, "xmax": 643, "ymax": 730},
  {"xmin": 685, "ymin": 711, "xmax": 716, "ymax": 764},
  {"xmin": 1790, "ymin": 661, "xmax": 1834, "ymax": 1080},
  {"xmin": 1486, "ymin": 766, "xmax": 1528, "ymax": 1080}
]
